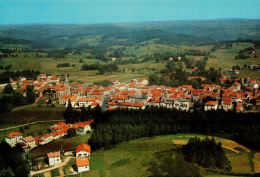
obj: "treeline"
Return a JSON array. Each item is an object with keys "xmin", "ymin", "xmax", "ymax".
[
  {"xmin": 0, "ymin": 142, "xmax": 30, "ymax": 177},
  {"xmin": 84, "ymin": 107, "xmax": 260, "ymax": 150},
  {"xmin": 0, "ymin": 64, "xmax": 13, "ymax": 70},
  {"xmin": 81, "ymin": 63, "xmax": 118, "ymax": 74},
  {"xmin": 182, "ymin": 137, "xmax": 231, "ymax": 170},
  {"xmin": 0, "ymin": 70, "xmax": 40, "ymax": 84},
  {"xmin": 0, "ymin": 85, "xmax": 37, "ymax": 113},
  {"xmin": 56, "ymin": 63, "xmax": 70, "ymax": 68},
  {"xmin": 81, "ymin": 64, "xmax": 100, "ymax": 70}
]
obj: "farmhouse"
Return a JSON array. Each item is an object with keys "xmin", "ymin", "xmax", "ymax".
[
  {"xmin": 76, "ymin": 143, "xmax": 91, "ymax": 157},
  {"xmin": 76, "ymin": 157, "xmax": 90, "ymax": 173},
  {"xmin": 47, "ymin": 151, "xmax": 61, "ymax": 166},
  {"xmin": 5, "ymin": 132, "xmax": 23, "ymax": 147}
]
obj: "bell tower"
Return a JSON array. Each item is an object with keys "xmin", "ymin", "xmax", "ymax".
[{"xmin": 65, "ymin": 74, "xmax": 71, "ymax": 95}]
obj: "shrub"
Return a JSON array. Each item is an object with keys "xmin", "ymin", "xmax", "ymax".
[{"xmin": 50, "ymin": 168, "xmax": 60, "ymax": 177}]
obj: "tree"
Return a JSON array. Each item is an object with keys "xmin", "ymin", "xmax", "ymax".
[
  {"xmin": 63, "ymin": 99, "xmax": 79, "ymax": 123},
  {"xmin": 67, "ymin": 128, "xmax": 77, "ymax": 138},
  {"xmin": 15, "ymin": 164, "xmax": 30, "ymax": 177},
  {"xmin": 3, "ymin": 83, "xmax": 13, "ymax": 94},
  {"xmin": 26, "ymin": 85, "xmax": 36, "ymax": 104},
  {"xmin": 148, "ymin": 74, "xmax": 159, "ymax": 85},
  {"xmin": 19, "ymin": 127, "xmax": 24, "ymax": 133},
  {"xmin": 98, "ymin": 65, "xmax": 106, "ymax": 75}
]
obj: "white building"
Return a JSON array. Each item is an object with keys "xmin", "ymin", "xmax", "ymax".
[
  {"xmin": 173, "ymin": 98, "xmax": 190, "ymax": 111},
  {"xmin": 76, "ymin": 158, "xmax": 90, "ymax": 173},
  {"xmin": 5, "ymin": 132, "xmax": 23, "ymax": 147},
  {"xmin": 47, "ymin": 151, "xmax": 61, "ymax": 166},
  {"xmin": 204, "ymin": 101, "xmax": 218, "ymax": 111}
]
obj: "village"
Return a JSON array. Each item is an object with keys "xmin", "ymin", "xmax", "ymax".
[
  {"xmin": 1, "ymin": 72, "xmax": 260, "ymax": 176},
  {"xmin": 0, "ymin": 72, "xmax": 259, "ymax": 113}
]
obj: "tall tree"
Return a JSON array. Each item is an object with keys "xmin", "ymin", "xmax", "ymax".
[
  {"xmin": 3, "ymin": 83, "xmax": 13, "ymax": 94},
  {"xmin": 26, "ymin": 85, "xmax": 36, "ymax": 104}
]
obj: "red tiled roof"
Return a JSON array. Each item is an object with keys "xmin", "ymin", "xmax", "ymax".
[
  {"xmin": 23, "ymin": 136, "xmax": 35, "ymax": 142},
  {"xmin": 6, "ymin": 132, "xmax": 22, "ymax": 139},
  {"xmin": 76, "ymin": 143, "xmax": 91, "ymax": 153},
  {"xmin": 76, "ymin": 157, "xmax": 89, "ymax": 167},
  {"xmin": 205, "ymin": 101, "xmax": 218, "ymax": 106},
  {"xmin": 47, "ymin": 151, "xmax": 60, "ymax": 158}
]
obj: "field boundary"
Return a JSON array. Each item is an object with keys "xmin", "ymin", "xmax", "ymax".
[{"xmin": 0, "ymin": 119, "xmax": 64, "ymax": 132}]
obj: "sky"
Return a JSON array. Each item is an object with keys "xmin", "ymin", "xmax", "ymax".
[{"xmin": 0, "ymin": 0, "xmax": 260, "ymax": 25}]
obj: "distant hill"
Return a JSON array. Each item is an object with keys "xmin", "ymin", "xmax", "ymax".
[{"xmin": 1, "ymin": 19, "xmax": 260, "ymax": 49}]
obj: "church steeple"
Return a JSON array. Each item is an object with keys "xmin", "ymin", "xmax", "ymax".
[{"xmin": 65, "ymin": 74, "xmax": 70, "ymax": 95}]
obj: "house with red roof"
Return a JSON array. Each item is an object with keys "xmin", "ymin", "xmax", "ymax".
[
  {"xmin": 5, "ymin": 132, "xmax": 23, "ymax": 147},
  {"xmin": 76, "ymin": 157, "xmax": 90, "ymax": 173},
  {"xmin": 22, "ymin": 136, "xmax": 36, "ymax": 149},
  {"xmin": 72, "ymin": 120, "xmax": 93, "ymax": 134},
  {"xmin": 39, "ymin": 133, "xmax": 53, "ymax": 145},
  {"xmin": 76, "ymin": 143, "xmax": 91, "ymax": 157},
  {"xmin": 204, "ymin": 101, "xmax": 218, "ymax": 111},
  {"xmin": 222, "ymin": 98, "xmax": 233, "ymax": 111},
  {"xmin": 47, "ymin": 151, "xmax": 61, "ymax": 166}
]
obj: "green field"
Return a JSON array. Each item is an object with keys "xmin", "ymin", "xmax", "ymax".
[
  {"xmin": 0, "ymin": 122, "xmax": 54, "ymax": 141},
  {"xmin": 0, "ymin": 54, "xmax": 165, "ymax": 82},
  {"xmin": 1, "ymin": 41, "xmax": 259, "ymax": 81},
  {"xmin": 206, "ymin": 42, "xmax": 260, "ymax": 78},
  {"xmin": 62, "ymin": 134, "xmax": 257, "ymax": 177},
  {"xmin": 0, "ymin": 104, "xmax": 64, "ymax": 128}
]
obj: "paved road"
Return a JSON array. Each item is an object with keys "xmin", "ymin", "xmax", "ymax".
[
  {"xmin": 0, "ymin": 120, "xmax": 64, "ymax": 132},
  {"xmin": 30, "ymin": 156, "xmax": 73, "ymax": 176}
]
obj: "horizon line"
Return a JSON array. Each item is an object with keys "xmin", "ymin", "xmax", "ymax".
[{"xmin": 1, "ymin": 18, "xmax": 260, "ymax": 26}]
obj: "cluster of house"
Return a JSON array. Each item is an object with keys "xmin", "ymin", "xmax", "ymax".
[
  {"xmin": 47, "ymin": 143, "xmax": 91, "ymax": 173},
  {"xmin": 3, "ymin": 73, "xmax": 260, "ymax": 112},
  {"xmin": 5, "ymin": 120, "xmax": 93, "ymax": 149}
]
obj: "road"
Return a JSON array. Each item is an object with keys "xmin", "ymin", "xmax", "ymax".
[
  {"xmin": 0, "ymin": 120, "xmax": 64, "ymax": 132},
  {"xmin": 30, "ymin": 156, "xmax": 73, "ymax": 176}
]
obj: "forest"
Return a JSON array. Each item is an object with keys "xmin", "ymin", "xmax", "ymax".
[{"xmin": 63, "ymin": 105, "xmax": 260, "ymax": 150}]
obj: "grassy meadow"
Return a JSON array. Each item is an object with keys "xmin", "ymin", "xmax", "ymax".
[{"xmin": 62, "ymin": 134, "xmax": 256, "ymax": 177}]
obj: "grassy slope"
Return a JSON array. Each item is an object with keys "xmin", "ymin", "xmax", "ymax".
[
  {"xmin": 206, "ymin": 42, "xmax": 260, "ymax": 78},
  {"xmin": 71, "ymin": 134, "xmax": 254, "ymax": 177},
  {"xmin": 0, "ymin": 104, "xmax": 64, "ymax": 128}
]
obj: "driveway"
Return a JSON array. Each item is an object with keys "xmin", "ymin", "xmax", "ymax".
[{"xmin": 30, "ymin": 156, "xmax": 72, "ymax": 176}]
